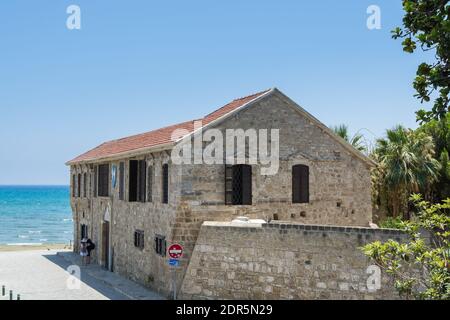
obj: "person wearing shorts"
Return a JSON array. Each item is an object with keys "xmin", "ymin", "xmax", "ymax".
[{"xmin": 80, "ymin": 239, "xmax": 88, "ymax": 266}]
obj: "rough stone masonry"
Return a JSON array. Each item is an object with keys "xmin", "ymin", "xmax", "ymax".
[
  {"xmin": 181, "ymin": 221, "xmax": 407, "ymax": 300},
  {"xmin": 67, "ymin": 88, "xmax": 380, "ymax": 298}
]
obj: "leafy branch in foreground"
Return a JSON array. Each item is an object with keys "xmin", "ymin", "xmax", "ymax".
[
  {"xmin": 362, "ymin": 194, "xmax": 450, "ymax": 299},
  {"xmin": 392, "ymin": 0, "xmax": 449, "ymax": 123}
]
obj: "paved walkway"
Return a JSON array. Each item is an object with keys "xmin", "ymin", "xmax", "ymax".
[
  {"xmin": 0, "ymin": 250, "xmax": 164, "ymax": 300},
  {"xmin": 58, "ymin": 251, "xmax": 164, "ymax": 300}
]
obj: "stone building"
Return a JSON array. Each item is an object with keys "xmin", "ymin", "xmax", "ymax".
[{"xmin": 67, "ymin": 88, "xmax": 375, "ymax": 297}]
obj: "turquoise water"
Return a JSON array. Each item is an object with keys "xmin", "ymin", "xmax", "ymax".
[{"xmin": 0, "ymin": 186, "xmax": 73, "ymax": 245}]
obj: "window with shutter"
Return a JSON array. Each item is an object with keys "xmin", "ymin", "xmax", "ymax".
[
  {"xmin": 162, "ymin": 164, "xmax": 169, "ymax": 204},
  {"xmin": 93, "ymin": 166, "xmax": 98, "ymax": 198},
  {"xmin": 129, "ymin": 160, "xmax": 138, "ymax": 202},
  {"xmin": 134, "ymin": 230, "xmax": 144, "ymax": 249},
  {"xmin": 83, "ymin": 173, "xmax": 87, "ymax": 198},
  {"xmin": 119, "ymin": 162, "xmax": 125, "ymax": 201},
  {"xmin": 89, "ymin": 170, "xmax": 92, "ymax": 197},
  {"xmin": 292, "ymin": 165, "xmax": 309, "ymax": 203},
  {"xmin": 241, "ymin": 165, "xmax": 252, "ymax": 205},
  {"xmin": 138, "ymin": 160, "xmax": 147, "ymax": 203},
  {"xmin": 77, "ymin": 174, "xmax": 81, "ymax": 198},
  {"xmin": 147, "ymin": 165, "xmax": 153, "ymax": 202},
  {"xmin": 232, "ymin": 165, "xmax": 243, "ymax": 204},
  {"xmin": 224, "ymin": 165, "xmax": 233, "ymax": 205},
  {"xmin": 154, "ymin": 234, "xmax": 166, "ymax": 256},
  {"xmin": 98, "ymin": 164, "xmax": 110, "ymax": 197},
  {"xmin": 225, "ymin": 164, "xmax": 252, "ymax": 205},
  {"xmin": 72, "ymin": 174, "xmax": 76, "ymax": 198},
  {"xmin": 81, "ymin": 224, "xmax": 88, "ymax": 239},
  {"xmin": 129, "ymin": 160, "xmax": 147, "ymax": 202}
]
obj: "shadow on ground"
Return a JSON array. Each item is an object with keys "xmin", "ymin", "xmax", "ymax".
[{"xmin": 43, "ymin": 252, "xmax": 131, "ymax": 300}]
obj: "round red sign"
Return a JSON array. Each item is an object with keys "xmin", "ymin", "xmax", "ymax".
[{"xmin": 168, "ymin": 244, "xmax": 183, "ymax": 259}]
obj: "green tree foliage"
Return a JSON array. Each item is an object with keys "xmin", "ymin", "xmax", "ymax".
[
  {"xmin": 362, "ymin": 194, "xmax": 450, "ymax": 299},
  {"xmin": 331, "ymin": 124, "xmax": 367, "ymax": 153},
  {"xmin": 392, "ymin": 0, "xmax": 449, "ymax": 123},
  {"xmin": 371, "ymin": 125, "xmax": 441, "ymax": 218},
  {"xmin": 416, "ymin": 112, "xmax": 450, "ymax": 201}
]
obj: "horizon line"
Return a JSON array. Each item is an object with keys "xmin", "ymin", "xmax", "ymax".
[{"xmin": 0, "ymin": 184, "xmax": 70, "ymax": 187}]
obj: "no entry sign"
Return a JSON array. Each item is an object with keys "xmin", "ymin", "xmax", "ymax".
[{"xmin": 168, "ymin": 243, "xmax": 183, "ymax": 259}]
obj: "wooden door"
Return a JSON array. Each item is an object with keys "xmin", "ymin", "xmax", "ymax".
[{"xmin": 102, "ymin": 221, "xmax": 110, "ymax": 269}]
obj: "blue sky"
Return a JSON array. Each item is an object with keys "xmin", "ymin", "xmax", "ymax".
[{"xmin": 0, "ymin": 1, "xmax": 434, "ymax": 185}]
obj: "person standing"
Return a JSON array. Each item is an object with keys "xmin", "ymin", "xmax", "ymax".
[
  {"xmin": 80, "ymin": 239, "xmax": 88, "ymax": 266},
  {"xmin": 86, "ymin": 238, "xmax": 95, "ymax": 265}
]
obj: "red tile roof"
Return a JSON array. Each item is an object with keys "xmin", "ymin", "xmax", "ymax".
[{"xmin": 67, "ymin": 89, "xmax": 271, "ymax": 164}]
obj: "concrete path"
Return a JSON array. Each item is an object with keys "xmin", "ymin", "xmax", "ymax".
[
  {"xmin": 57, "ymin": 251, "xmax": 164, "ymax": 300},
  {"xmin": 0, "ymin": 250, "xmax": 164, "ymax": 300}
]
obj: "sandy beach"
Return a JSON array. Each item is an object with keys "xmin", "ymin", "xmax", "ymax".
[{"xmin": 0, "ymin": 244, "xmax": 72, "ymax": 252}]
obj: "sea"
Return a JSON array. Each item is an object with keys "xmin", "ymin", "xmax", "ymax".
[{"xmin": 0, "ymin": 186, "xmax": 73, "ymax": 245}]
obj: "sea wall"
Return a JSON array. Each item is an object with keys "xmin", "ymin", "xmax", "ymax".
[{"xmin": 180, "ymin": 221, "xmax": 408, "ymax": 300}]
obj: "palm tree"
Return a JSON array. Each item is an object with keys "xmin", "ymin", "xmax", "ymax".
[
  {"xmin": 332, "ymin": 124, "xmax": 367, "ymax": 153},
  {"xmin": 373, "ymin": 125, "xmax": 441, "ymax": 218}
]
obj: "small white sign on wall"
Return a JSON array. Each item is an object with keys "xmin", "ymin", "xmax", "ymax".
[{"xmin": 104, "ymin": 206, "xmax": 111, "ymax": 222}]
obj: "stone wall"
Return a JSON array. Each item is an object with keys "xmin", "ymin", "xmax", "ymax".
[
  {"xmin": 180, "ymin": 221, "xmax": 407, "ymax": 300},
  {"xmin": 106, "ymin": 152, "xmax": 181, "ymax": 295},
  {"xmin": 71, "ymin": 151, "xmax": 185, "ymax": 297},
  {"xmin": 180, "ymin": 91, "xmax": 373, "ymax": 228}
]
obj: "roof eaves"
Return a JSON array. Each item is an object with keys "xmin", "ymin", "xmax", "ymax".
[{"xmin": 65, "ymin": 141, "xmax": 176, "ymax": 166}]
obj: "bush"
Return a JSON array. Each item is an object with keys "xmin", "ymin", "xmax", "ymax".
[
  {"xmin": 379, "ymin": 216, "xmax": 407, "ymax": 229},
  {"xmin": 362, "ymin": 194, "xmax": 450, "ymax": 299}
]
